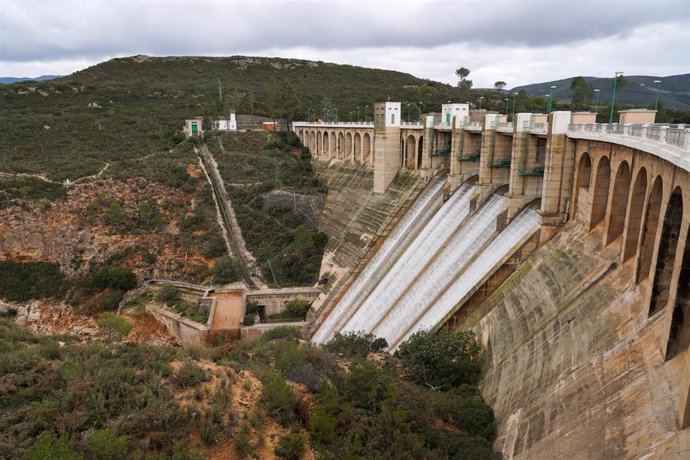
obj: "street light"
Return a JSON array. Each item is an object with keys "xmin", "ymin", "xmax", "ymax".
[
  {"xmin": 356, "ymin": 106, "xmax": 360, "ymax": 122},
  {"xmin": 544, "ymin": 95, "xmax": 550, "ymax": 114},
  {"xmin": 511, "ymin": 92, "xmax": 518, "ymax": 121},
  {"xmin": 653, "ymin": 79, "xmax": 662, "ymax": 111},
  {"xmin": 407, "ymin": 103, "xmax": 411, "ymax": 122},
  {"xmin": 504, "ymin": 98, "xmax": 509, "ymax": 116},
  {"xmin": 478, "ymin": 96, "xmax": 484, "ymax": 110},
  {"xmin": 593, "ymin": 89, "xmax": 600, "ymax": 115},
  {"xmin": 609, "ymin": 71, "xmax": 624, "ymax": 127},
  {"xmin": 365, "ymin": 105, "xmax": 369, "ymax": 122},
  {"xmin": 547, "ymin": 85, "xmax": 557, "ymax": 113},
  {"xmin": 419, "ymin": 101, "xmax": 424, "ymax": 122}
]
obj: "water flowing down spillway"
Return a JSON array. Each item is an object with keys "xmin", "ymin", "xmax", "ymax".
[
  {"xmin": 388, "ymin": 206, "xmax": 540, "ymax": 351},
  {"xmin": 370, "ymin": 194, "xmax": 508, "ymax": 347},
  {"xmin": 338, "ymin": 184, "xmax": 476, "ymax": 336},
  {"xmin": 311, "ymin": 179, "xmax": 446, "ymax": 344}
]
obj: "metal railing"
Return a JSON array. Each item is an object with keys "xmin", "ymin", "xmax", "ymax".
[{"xmin": 567, "ymin": 123, "xmax": 690, "ymax": 151}]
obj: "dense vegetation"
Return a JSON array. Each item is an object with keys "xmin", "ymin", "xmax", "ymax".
[
  {"xmin": 0, "ymin": 316, "xmax": 496, "ymax": 459},
  {"xmin": 212, "ymin": 131, "xmax": 328, "ymax": 287},
  {"xmin": 0, "ymin": 261, "xmax": 67, "ymax": 301}
]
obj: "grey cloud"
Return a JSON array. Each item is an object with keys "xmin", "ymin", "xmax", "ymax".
[{"xmin": 1, "ymin": 0, "xmax": 688, "ymax": 62}]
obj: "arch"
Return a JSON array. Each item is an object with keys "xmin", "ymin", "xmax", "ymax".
[
  {"xmin": 637, "ymin": 176, "xmax": 664, "ymax": 283},
  {"xmin": 354, "ymin": 133, "xmax": 362, "ymax": 163},
  {"xmin": 363, "ymin": 133, "xmax": 372, "ymax": 164},
  {"xmin": 649, "ymin": 186, "xmax": 684, "ymax": 316},
  {"xmin": 605, "ymin": 161, "xmax": 632, "ymax": 245},
  {"xmin": 623, "ymin": 168, "xmax": 648, "ymax": 261},
  {"xmin": 666, "ymin": 221, "xmax": 690, "ymax": 360},
  {"xmin": 345, "ymin": 132, "xmax": 353, "ymax": 161},
  {"xmin": 310, "ymin": 131, "xmax": 316, "ymax": 155},
  {"xmin": 337, "ymin": 132, "xmax": 345, "ymax": 159},
  {"xmin": 589, "ymin": 156, "xmax": 611, "ymax": 230},
  {"xmin": 573, "ymin": 153, "xmax": 592, "ymax": 223},
  {"xmin": 405, "ymin": 134, "xmax": 417, "ymax": 169},
  {"xmin": 330, "ymin": 131, "xmax": 337, "ymax": 158},
  {"xmin": 417, "ymin": 136, "xmax": 424, "ymax": 169},
  {"xmin": 298, "ymin": 130, "xmax": 304, "ymax": 144},
  {"xmin": 322, "ymin": 132, "xmax": 329, "ymax": 155}
]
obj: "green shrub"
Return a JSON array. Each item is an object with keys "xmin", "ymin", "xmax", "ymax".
[
  {"xmin": 96, "ymin": 313, "xmax": 132, "ymax": 342},
  {"xmin": 325, "ymin": 331, "xmax": 388, "ymax": 357},
  {"xmin": 0, "ymin": 261, "xmax": 67, "ymax": 301},
  {"xmin": 260, "ymin": 377, "xmax": 298, "ymax": 427},
  {"xmin": 26, "ymin": 432, "xmax": 81, "ymax": 460},
  {"xmin": 284, "ymin": 299, "xmax": 310, "ymax": 319},
  {"xmin": 212, "ymin": 256, "xmax": 242, "ymax": 284},
  {"xmin": 171, "ymin": 361, "xmax": 208, "ymax": 388},
  {"xmin": 260, "ymin": 326, "xmax": 302, "ymax": 342},
  {"xmin": 85, "ymin": 428, "xmax": 129, "ymax": 460},
  {"xmin": 88, "ymin": 267, "xmax": 137, "ymax": 291},
  {"xmin": 156, "ymin": 285, "xmax": 179, "ymax": 305},
  {"xmin": 397, "ymin": 330, "xmax": 481, "ymax": 390},
  {"xmin": 274, "ymin": 432, "xmax": 305, "ymax": 460},
  {"xmin": 203, "ymin": 236, "xmax": 227, "ymax": 258}
]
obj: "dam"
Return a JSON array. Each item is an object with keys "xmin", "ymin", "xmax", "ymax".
[{"xmin": 294, "ymin": 105, "xmax": 690, "ymax": 458}]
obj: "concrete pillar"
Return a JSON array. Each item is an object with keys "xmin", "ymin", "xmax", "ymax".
[
  {"xmin": 539, "ymin": 111, "xmax": 572, "ymax": 227},
  {"xmin": 421, "ymin": 115, "xmax": 435, "ymax": 171},
  {"xmin": 477, "ymin": 114, "xmax": 500, "ymax": 201},
  {"xmin": 448, "ymin": 115, "xmax": 465, "ymax": 191},
  {"xmin": 373, "ymin": 102, "xmax": 402, "ymax": 193},
  {"xmin": 506, "ymin": 113, "xmax": 534, "ymax": 219}
]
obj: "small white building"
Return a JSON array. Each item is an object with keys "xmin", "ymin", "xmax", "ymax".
[
  {"xmin": 211, "ymin": 112, "xmax": 237, "ymax": 131},
  {"xmin": 374, "ymin": 101, "xmax": 401, "ymax": 127},
  {"xmin": 441, "ymin": 103, "xmax": 470, "ymax": 125},
  {"xmin": 184, "ymin": 118, "xmax": 203, "ymax": 137}
]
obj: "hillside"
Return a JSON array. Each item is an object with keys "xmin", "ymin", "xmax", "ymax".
[
  {"xmin": 0, "ymin": 75, "xmax": 61, "ymax": 84},
  {"xmin": 512, "ymin": 73, "xmax": 690, "ymax": 109}
]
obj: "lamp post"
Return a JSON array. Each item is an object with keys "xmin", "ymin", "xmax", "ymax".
[
  {"xmin": 653, "ymin": 79, "xmax": 662, "ymax": 111},
  {"xmin": 504, "ymin": 98, "xmax": 509, "ymax": 116},
  {"xmin": 544, "ymin": 95, "xmax": 550, "ymax": 114},
  {"xmin": 365, "ymin": 105, "xmax": 369, "ymax": 122},
  {"xmin": 511, "ymin": 92, "xmax": 518, "ymax": 121},
  {"xmin": 407, "ymin": 103, "xmax": 410, "ymax": 122},
  {"xmin": 479, "ymin": 96, "xmax": 484, "ymax": 110},
  {"xmin": 419, "ymin": 101, "xmax": 424, "ymax": 122},
  {"xmin": 609, "ymin": 71, "xmax": 624, "ymax": 127},
  {"xmin": 547, "ymin": 85, "xmax": 557, "ymax": 113},
  {"xmin": 356, "ymin": 106, "xmax": 360, "ymax": 122},
  {"xmin": 593, "ymin": 89, "xmax": 600, "ymax": 115}
]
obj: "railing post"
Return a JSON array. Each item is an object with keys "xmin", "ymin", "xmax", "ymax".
[
  {"xmin": 684, "ymin": 129, "xmax": 690, "ymax": 151},
  {"xmin": 659, "ymin": 126, "xmax": 669, "ymax": 145}
]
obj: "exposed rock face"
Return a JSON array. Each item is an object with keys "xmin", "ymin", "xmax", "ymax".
[
  {"xmin": 0, "ymin": 176, "xmax": 207, "ymax": 280},
  {"xmin": 464, "ymin": 222, "xmax": 689, "ymax": 459}
]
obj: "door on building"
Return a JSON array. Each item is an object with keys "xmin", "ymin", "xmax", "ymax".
[
  {"xmin": 191, "ymin": 123, "xmax": 198, "ymax": 134},
  {"xmin": 446, "ymin": 114, "xmax": 451, "ymax": 123}
]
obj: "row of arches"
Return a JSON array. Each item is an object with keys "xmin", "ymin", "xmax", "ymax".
[
  {"xmin": 298, "ymin": 129, "xmax": 372, "ymax": 165},
  {"xmin": 573, "ymin": 151, "xmax": 689, "ymax": 360}
]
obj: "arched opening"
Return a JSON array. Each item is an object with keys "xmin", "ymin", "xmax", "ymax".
[
  {"xmin": 573, "ymin": 153, "xmax": 592, "ymax": 222},
  {"xmin": 354, "ymin": 133, "xmax": 362, "ymax": 163},
  {"xmin": 298, "ymin": 130, "xmax": 304, "ymax": 143},
  {"xmin": 637, "ymin": 176, "xmax": 664, "ymax": 284},
  {"xmin": 310, "ymin": 132, "xmax": 316, "ymax": 154},
  {"xmin": 337, "ymin": 132, "xmax": 345, "ymax": 159},
  {"xmin": 363, "ymin": 133, "xmax": 372, "ymax": 164},
  {"xmin": 649, "ymin": 186, "xmax": 683, "ymax": 316},
  {"xmin": 322, "ymin": 132, "xmax": 329, "ymax": 155},
  {"xmin": 666, "ymin": 222, "xmax": 690, "ymax": 360},
  {"xmin": 623, "ymin": 168, "xmax": 648, "ymax": 261},
  {"xmin": 405, "ymin": 135, "xmax": 417, "ymax": 169},
  {"xmin": 417, "ymin": 136, "xmax": 424, "ymax": 169},
  {"xmin": 345, "ymin": 133, "xmax": 353, "ymax": 161},
  {"xmin": 589, "ymin": 156, "xmax": 611, "ymax": 230},
  {"xmin": 606, "ymin": 161, "xmax": 631, "ymax": 245},
  {"xmin": 330, "ymin": 131, "xmax": 337, "ymax": 158}
]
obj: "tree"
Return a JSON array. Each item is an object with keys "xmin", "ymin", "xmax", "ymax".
[
  {"xmin": 86, "ymin": 428, "xmax": 129, "ymax": 460},
  {"xmin": 515, "ymin": 89, "xmax": 530, "ymax": 113},
  {"xmin": 494, "ymin": 81, "xmax": 507, "ymax": 91},
  {"xmin": 570, "ymin": 76, "xmax": 593, "ymax": 111},
  {"xmin": 96, "ymin": 312, "xmax": 132, "ymax": 342},
  {"xmin": 455, "ymin": 67, "xmax": 473, "ymax": 92},
  {"xmin": 397, "ymin": 329, "xmax": 481, "ymax": 390}
]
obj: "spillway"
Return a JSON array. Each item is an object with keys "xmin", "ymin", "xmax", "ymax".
[
  {"xmin": 371, "ymin": 194, "xmax": 507, "ymax": 347},
  {"xmin": 339, "ymin": 184, "xmax": 476, "ymax": 336},
  {"xmin": 311, "ymin": 179, "xmax": 446, "ymax": 344},
  {"xmin": 388, "ymin": 206, "xmax": 540, "ymax": 350}
]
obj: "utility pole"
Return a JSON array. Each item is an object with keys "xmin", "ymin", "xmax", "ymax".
[{"xmin": 609, "ymin": 71, "xmax": 624, "ymax": 128}]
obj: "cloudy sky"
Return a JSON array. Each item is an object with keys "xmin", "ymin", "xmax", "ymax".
[{"xmin": 1, "ymin": 0, "xmax": 688, "ymax": 87}]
